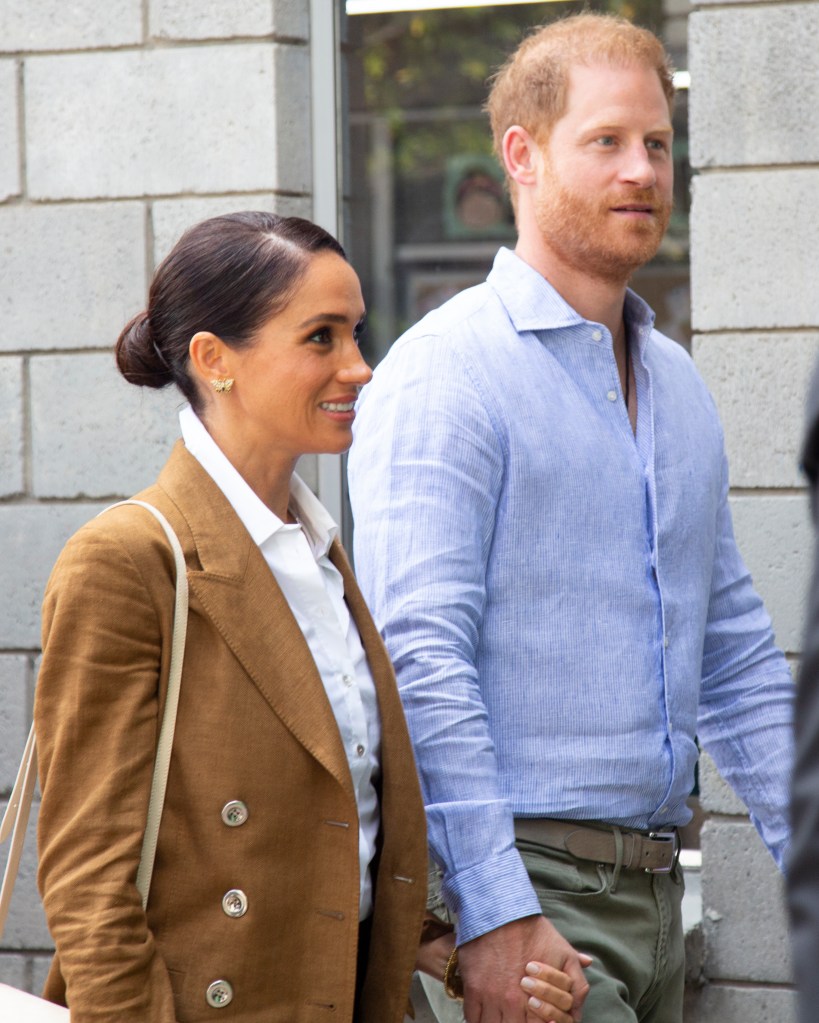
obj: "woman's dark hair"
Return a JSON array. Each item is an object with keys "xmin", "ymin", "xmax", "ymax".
[{"xmin": 115, "ymin": 212, "xmax": 347, "ymax": 412}]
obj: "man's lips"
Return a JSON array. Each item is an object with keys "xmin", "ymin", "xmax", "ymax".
[{"xmin": 611, "ymin": 204, "xmax": 654, "ymax": 214}]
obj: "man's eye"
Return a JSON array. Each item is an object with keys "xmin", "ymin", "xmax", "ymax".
[
  {"xmin": 647, "ymin": 138, "xmax": 670, "ymax": 152},
  {"xmin": 596, "ymin": 136, "xmax": 616, "ymax": 146}
]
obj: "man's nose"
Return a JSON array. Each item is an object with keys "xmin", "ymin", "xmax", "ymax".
[{"xmin": 621, "ymin": 143, "xmax": 657, "ymax": 188}]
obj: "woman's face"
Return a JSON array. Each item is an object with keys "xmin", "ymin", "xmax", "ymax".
[{"xmin": 225, "ymin": 252, "xmax": 372, "ymax": 463}]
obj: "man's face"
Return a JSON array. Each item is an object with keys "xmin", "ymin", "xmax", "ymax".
[{"xmin": 532, "ymin": 61, "xmax": 674, "ymax": 284}]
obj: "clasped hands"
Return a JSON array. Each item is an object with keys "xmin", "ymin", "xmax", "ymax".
[{"xmin": 416, "ymin": 913, "xmax": 591, "ymax": 1023}]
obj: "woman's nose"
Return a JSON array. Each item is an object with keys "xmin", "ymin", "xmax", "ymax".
[{"xmin": 339, "ymin": 342, "xmax": 373, "ymax": 387}]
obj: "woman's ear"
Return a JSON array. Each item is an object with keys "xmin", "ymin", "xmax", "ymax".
[
  {"xmin": 502, "ymin": 125, "xmax": 540, "ymax": 188},
  {"xmin": 188, "ymin": 331, "xmax": 232, "ymax": 389}
]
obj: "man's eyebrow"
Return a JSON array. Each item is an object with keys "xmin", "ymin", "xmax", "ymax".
[{"xmin": 583, "ymin": 122, "xmax": 673, "ymax": 134}]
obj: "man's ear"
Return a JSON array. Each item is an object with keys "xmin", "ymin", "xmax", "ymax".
[
  {"xmin": 502, "ymin": 125, "xmax": 540, "ymax": 188},
  {"xmin": 188, "ymin": 331, "xmax": 233, "ymax": 388}
]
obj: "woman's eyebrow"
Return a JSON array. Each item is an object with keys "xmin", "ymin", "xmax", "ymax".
[{"xmin": 296, "ymin": 312, "xmax": 349, "ymax": 328}]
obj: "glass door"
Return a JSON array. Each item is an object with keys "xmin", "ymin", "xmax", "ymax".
[{"xmin": 343, "ymin": 0, "xmax": 691, "ymax": 368}]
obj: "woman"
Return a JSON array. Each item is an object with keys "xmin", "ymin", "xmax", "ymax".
[{"xmin": 34, "ymin": 213, "xmax": 427, "ymax": 1023}]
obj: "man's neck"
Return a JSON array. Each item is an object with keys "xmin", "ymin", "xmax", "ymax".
[
  {"xmin": 515, "ymin": 236, "xmax": 635, "ymax": 431},
  {"xmin": 514, "ymin": 237, "xmax": 629, "ymax": 344}
]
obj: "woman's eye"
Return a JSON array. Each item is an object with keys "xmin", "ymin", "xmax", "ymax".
[{"xmin": 308, "ymin": 328, "xmax": 333, "ymax": 344}]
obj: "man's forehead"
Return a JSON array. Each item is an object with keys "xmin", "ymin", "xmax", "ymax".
[{"xmin": 558, "ymin": 60, "xmax": 673, "ymax": 126}]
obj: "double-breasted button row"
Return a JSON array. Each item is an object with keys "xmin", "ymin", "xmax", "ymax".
[
  {"xmin": 205, "ymin": 808, "xmax": 247, "ymax": 1008},
  {"xmin": 221, "ymin": 800, "xmax": 248, "ymax": 827},
  {"xmin": 206, "ymin": 979, "xmax": 233, "ymax": 1009}
]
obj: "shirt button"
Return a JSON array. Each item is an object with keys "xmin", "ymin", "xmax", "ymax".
[
  {"xmin": 356, "ymin": 744, "xmax": 366, "ymax": 757},
  {"xmin": 591, "ymin": 328, "xmax": 603, "ymax": 341},
  {"xmin": 607, "ymin": 390, "xmax": 618, "ymax": 402},
  {"xmin": 222, "ymin": 889, "xmax": 248, "ymax": 918},
  {"xmin": 221, "ymin": 801, "xmax": 249, "ymax": 827},
  {"xmin": 206, "ymin": 979, "xmax": 234, "ymax": 1008},
  {"xmin": 343, "ymin": 673, "xmax": 354, "ymax": 687}
]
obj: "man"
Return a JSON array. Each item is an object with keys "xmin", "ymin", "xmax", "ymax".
[
  {"xmin": 789, "ymin": 362, "xmax": 819, "ymax": 1023},
  {"xmin": 348, "ymin": 15, "xmax": 793, "ymax": 1022}
]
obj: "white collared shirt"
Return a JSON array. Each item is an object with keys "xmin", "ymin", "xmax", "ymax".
[{"xmin": 180, "ymin": 405, "xmax": 382, "ymax": 920}]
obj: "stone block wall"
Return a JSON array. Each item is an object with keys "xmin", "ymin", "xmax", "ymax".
[
  {"xmin": 689, "ymin": 0, "xmax": 818, "ymax": 1017},
  {"xmin": 0, "ymin": 0, "xmax": 314, "ymax": 990}
]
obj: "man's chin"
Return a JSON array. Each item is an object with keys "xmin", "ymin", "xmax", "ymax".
[
  {"xmin": 584, "ymin": 243, "xmax": 663, "ymax": 285},
  {"xmin": 608, "ymin": 233, "xmax": 665, "ymax": 275}
]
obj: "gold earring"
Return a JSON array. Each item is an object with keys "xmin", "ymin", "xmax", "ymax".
[{"xmin": 211, "ymin": 378, "xmax": 234, "ymax": 394}]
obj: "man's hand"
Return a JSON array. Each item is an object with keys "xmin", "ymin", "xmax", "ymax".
[{"xmin": 458, "ymin": 915, "xmax": 590, "ymax": 1022}]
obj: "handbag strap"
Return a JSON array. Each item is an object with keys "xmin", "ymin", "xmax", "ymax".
[
  {"xmin": 0, "ymin": 722, "xmax": 38, "ymax": 934},
  {"xmin": 111, "ymin": 501, "xmax": 189, "ymax": 907},
  {"xmin": 0, "ymin": 499, "xmax": 189, "ymax": 936}
]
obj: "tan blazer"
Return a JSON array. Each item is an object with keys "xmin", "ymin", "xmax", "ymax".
[{"xmin": 35, "ymin": 442, "xmax": 427, "ymax": 1023}]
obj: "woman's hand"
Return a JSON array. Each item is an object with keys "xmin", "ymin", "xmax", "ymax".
[
  {"xmin": 415, "ymin": 918, "xmax": 592, "ymax": 1023},
  {"xmin": 521, "ymin": 957, "xmax": 593, "ymax": 1023},
  {"xmin": 415, "ymin": 928, "xmax": 456, "ymax": 980}
]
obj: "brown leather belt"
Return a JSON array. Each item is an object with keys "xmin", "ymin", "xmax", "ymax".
[{"xmin": 514, "ymin": 818, "xmax": 680, "ymax": 874}]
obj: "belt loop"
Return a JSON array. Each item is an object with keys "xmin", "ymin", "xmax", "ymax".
[{"xmin": 611, "ymin": 826, "xmax": 624, "ymax": 893}]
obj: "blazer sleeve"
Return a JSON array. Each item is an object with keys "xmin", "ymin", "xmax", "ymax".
[{"xmin": 35, "ymin": 517, "xmax": 179, "ymax": 1023}]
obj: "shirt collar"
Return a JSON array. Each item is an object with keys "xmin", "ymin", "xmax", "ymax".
[
  {"xmin": 288, "ymin": 473, "xmax": 339, "ymax": 558},
  {"xmin": 622, "ymin": 289, "xmax": 656, "ymax": 357},
  {"xmin": 487, "ymin": 246, "xmax": 656, "ymax": 350},
  {"xmin": 178, "ymin": 405, "xmax": 338, "ymax": 558}
]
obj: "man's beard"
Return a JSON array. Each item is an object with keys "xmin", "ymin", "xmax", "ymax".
[{"xmin": 535, "ymin": 179, "xmax": 672, "ymax": 285}]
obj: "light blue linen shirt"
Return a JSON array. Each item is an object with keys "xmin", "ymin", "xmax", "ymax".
[{"xmin": 347, "ymin": 247, "xmax": 793, "ymax": 944}]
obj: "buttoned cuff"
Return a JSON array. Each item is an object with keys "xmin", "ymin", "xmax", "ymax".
[{"xmin": 442, "ymin": 847, "xmax": 542, "ymax": 945}]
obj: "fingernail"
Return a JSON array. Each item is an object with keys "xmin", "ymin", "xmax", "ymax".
[
  {"xmin": 521, "ymin": 977, "xmax": 537, "ymax": 992},
  {"xmin": 525, "ymin": 961, "xmax": 540, "ymax": 975},
  {"xmin": 528, "ymin": 996, "xmax": 542, "ymax": 1009}
]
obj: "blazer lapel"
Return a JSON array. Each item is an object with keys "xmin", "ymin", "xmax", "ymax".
[
  {"xmin": 156, "ymin": 444, "xmax": 354, "ymax": 801},
  {"xmin": 328, "ymin": 541, "xmax": 406, "ymax": 741}
]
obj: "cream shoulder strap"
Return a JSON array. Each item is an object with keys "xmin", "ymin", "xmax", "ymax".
[{"xmin": 0, "ymin": 499, "xmax": 189, "ymax": 935}]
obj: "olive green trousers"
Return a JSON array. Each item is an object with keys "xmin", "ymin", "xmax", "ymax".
[
  {"xmin": 421, "ymin": 835, "xmax": 686, "ymax": 1023},
  {"xmin": 517, "ymin": 835, "xmax": 686, "ymax": 1022}
]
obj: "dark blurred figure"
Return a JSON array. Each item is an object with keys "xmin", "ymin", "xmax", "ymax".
[{"xmin": 790, "ymin": 364, "xmax": 819, "ymax": 1023}]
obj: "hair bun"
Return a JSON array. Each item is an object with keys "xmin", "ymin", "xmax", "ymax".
[{"xmin": 115, "ymin": 311, "xmax": 174, "ymax": 389}]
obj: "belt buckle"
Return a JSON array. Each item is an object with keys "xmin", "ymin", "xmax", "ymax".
[{"xmin": 645, "ymin": 830, "xmax": 680, "ymax": 874}]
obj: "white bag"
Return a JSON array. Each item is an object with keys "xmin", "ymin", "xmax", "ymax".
[
  {"xmin": 0, "ymin": 501, "xmax": 189, "ymax": 1021},
  {"xmin": 0, "ymin": 726, "xmax": 69, "ymax": 1019},
  {"xmin": 0, "ymin": 982, "xmax": 69, "ymax": 1021}
]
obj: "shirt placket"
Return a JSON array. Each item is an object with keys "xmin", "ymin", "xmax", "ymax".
[{"xmin": 306, "ymin": 555, "xmax": 371, "ymax": 782}]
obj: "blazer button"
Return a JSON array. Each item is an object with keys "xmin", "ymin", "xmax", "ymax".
[
  {"xmin": 205, "ymin": 979, "xmax": 234, "ymax": 1008},
  {"xmin": 222, "ymin": 889, "xmax": 248, "ymax": 918},
  {"xmin": 221, "ymin": 800, "xmax": 249, "ymax": 827}
]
